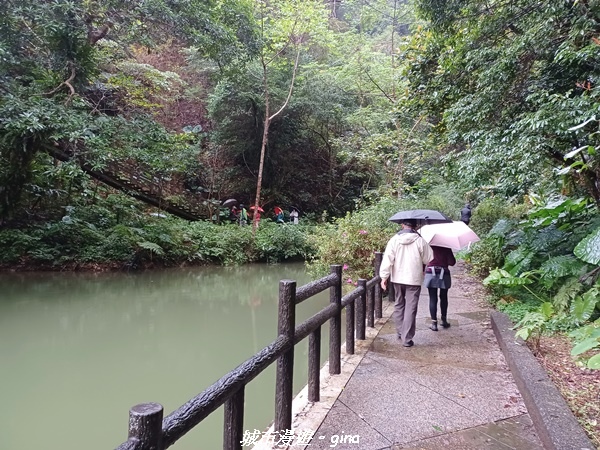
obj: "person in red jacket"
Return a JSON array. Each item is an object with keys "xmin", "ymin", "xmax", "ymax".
[{"xmin": 424, "ymin": 245, "xmax": 456, "ymax": 331}]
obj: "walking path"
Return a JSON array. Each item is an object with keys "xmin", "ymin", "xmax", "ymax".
[{"xmin": 259, "ymin": 261, "xmax": 546, "ymax": 450}]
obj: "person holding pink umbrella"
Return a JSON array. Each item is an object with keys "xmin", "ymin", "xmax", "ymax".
[
  {"xmin": 424, "ymin": 246, "xmax": 456, "ymax": 331},
  {"xmin": 419, "ymin": 220, "xmax": 480, "ymax": 331}
]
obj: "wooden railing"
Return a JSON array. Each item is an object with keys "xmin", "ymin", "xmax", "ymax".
[{"xmin": 114, "ymin": 252, "xmax": 384, "ymax": 450}]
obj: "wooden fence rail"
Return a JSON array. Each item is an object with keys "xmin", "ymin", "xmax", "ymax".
[{"xmin": 115, "ymin": 252, "xmax": 384, "ymax": 450}]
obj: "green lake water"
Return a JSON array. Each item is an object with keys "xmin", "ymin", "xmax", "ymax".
[{"xmin": 0, "ymin": 263, "xmax": 331, "ymax": 450}]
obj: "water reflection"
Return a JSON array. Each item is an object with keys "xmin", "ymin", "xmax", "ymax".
[{"xmin": 0, "ymin": 263, "xmax": 329, "ymax": 450}]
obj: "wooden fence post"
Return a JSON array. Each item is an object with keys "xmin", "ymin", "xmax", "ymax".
[
  {"xmin": 224, "ymin": 387, "xmax": 244, "ymax": 450},
  {"xmin": 389, "ymin": 282, "xmax": 396, "ymax": 305},
  {"xmin": 329, "ymin": 265, "xmax": 342, "ymax": 375},
  {"xmin": 367, "ymin": 283, "xmax": 374, "ymax": 328},
  {"xmin": 357, "ymin": 279, "xmax": 366, "ymax": 340},
  {"xmin": 274, "ymin": 280, "xmax": 296, "ymax": 434},
  {"xmin": 345, "ymin": 299, "xmax": 355, "ymax": 355},
  {"xmin": 308, "ymin": 326, "xmax": 321, "ymax": 402},
  {"xmin": 128, "ymin": 403, "xmax": 164, "ymax": 450},
  {"xmin": 374, "ymin": 252, "xmax": 383, "ymax": 319}
]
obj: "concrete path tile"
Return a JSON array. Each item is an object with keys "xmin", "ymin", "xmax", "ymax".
[
  {"xmin": 335, "ymin": 358, "xmax": 486, "ymax": 445},
  {"xmin": 494, "ymin": 415, "xmax": 544, "ymax": 447},
  {"xmin": 308, "ymin": 401, "xmax": 391, "ymax": 450},
  {"xmin": 394, "ymin": 415, "xmax": 544, "ymax": 450},
  {"xmin": 369, "ymin": 322, "xmax": 505, "ymax": 372},
  {"xmin": 395, "ymin": 362, "xmax": 527, "ymax": 422}
]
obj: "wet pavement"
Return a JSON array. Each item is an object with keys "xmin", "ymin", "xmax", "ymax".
[{"xmin": 264, "ymin": 262, "xmax": 547, "ymax": 450}]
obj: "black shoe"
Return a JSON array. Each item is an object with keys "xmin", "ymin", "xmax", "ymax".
[
  {"xmin": 403, "ymin": 340, "xmax": 414, "ymax": 347},
  {"xmin": 441, "ymin": 320, "xmax": 451, "ymax": 328},
  {"xmin": 430, "ymin": 322, "xmax": 438, "ymax": 331}
]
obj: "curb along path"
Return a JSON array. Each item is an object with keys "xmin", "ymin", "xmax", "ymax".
[{"xmin": 259, "ymin": 261, "xmax": 547, "ymax": 450}]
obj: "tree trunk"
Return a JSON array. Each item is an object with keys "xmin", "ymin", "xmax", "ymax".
[
  {"xmin": 253, "ymin": 59, "xmax": 271, "ymax": 231},
  {"xmin": 253, "ymin": 47, "xmax": 301, "ymax": 231}
]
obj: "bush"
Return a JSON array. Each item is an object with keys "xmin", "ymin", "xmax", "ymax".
[
  {"xmin": 255, "ymin": 223, "xmax": 316, "ymax": 263},
  {"xmin": 467, "ymin": 235, "xmax": 505, "ymax": 277},
  {"xmin": 470, "ymin": 196, "xmax": 526, "ymax": 236}
]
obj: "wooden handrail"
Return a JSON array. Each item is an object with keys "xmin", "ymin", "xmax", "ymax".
[{"xmin": 114, "ymin": 253, "xmax": 384, "ymax": 450}]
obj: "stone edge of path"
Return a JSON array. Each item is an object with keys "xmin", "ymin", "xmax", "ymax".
[
  {"xmin": 490, "ymin": 310, "xmax": 595, "ymax": 450},
  {"xmin": 253, "ymin": 302, "xmax": 395, "ymax": 450}
]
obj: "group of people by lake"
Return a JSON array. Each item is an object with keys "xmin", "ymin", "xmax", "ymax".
[
  {"xmin": 228, "ymin": 204, "xmax": 300, "ymax": 226},
  {"xmin": 379, "ymin": 204, "xmax": 472, "ymax": 348}
]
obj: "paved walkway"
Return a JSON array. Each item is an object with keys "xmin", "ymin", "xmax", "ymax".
[{"xmin": 269, "ymin": 262, "xmax": 546, "ymax": 450}]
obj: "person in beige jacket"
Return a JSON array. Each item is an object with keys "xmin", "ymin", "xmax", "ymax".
[{"xmin": 380, "ymin": 219, "xmax": 433, "ymax": 347}]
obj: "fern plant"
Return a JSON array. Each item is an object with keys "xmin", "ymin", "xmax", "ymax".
[{"xmin": 515, "ymin": 302, "xmax": 555, "ymax": 354}]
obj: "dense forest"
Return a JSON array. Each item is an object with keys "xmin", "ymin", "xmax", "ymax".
[{"xmin": 1, "ymin": 0, "xmax": 600, "ymax": 440}]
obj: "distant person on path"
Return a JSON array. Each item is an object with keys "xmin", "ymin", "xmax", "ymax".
[
  {"xmin": 379, "ymin": 219, "xmax": 434, "ymax": 347},
  {"xmin": 238, "ymin": 204, "xmax": 248, "ymax": 226},
  {"xmin": 229, "ymin": 206, "xmax": 239, "ymax": 224},
  {"xmin": 424, "ymin": 245, "xmax": 456, "ymax": 331},
  {"xmin": 290, "ymin": 207, "xmax": 299, "ymax": 224},
  {"xmin": 460, "ymin": 203, "xmax": 472, "ymax": 225},
  {"xmin": 274, "ymin": 206, "xmax": 284, "ymax": 224}
]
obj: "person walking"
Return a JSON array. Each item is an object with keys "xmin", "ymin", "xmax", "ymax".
[
  {"xmin": 424, "ymin": 245, "xmax": 456, "ymax": 331},
  {"xmin": 380, "ymin": 219, "xmax": 434, "ymax": 347},
  {"xmin": 460, "ymin": 203, "xmax": 472, "ymax": 225}
]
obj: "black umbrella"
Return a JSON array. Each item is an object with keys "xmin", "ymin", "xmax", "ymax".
[
  {"xmin": 388, "ymin": 209, "xmax": 453, "ymax": 226},
  {"xmin": 222, "ymin": 198, "xmax": 238, "ymax": 207}
]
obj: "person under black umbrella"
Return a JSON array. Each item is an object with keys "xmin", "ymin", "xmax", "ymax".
[{"xmin": 379, "ymin": 219, "xmax": 434, "ymax": 348}]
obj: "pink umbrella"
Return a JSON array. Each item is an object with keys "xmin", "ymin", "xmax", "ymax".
[{"xmin": 419, "ymin": 221, "xmax": 480, "ymax": 251}]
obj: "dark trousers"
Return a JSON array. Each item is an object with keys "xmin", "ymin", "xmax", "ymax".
[{"xmin": 428, "ymin": 287, "xmax": 448, "ymax": 321}]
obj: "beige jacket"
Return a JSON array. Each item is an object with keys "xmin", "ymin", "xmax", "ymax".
[{"xmin": 380, "ymin": 231, "xmax": 434, "ymax": 286}]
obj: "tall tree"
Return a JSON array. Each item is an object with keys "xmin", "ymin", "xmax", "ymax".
[{"xmin": 251, "ymin": 0, "xmax": 330, "ymax": 229}]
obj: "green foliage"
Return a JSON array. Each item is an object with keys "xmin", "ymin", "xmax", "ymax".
[
  {"xmin": 514, "ymin": 302, "xmax": 555, "ymax": 352},
  {"xmin": 503, "ymin": 248, "xmax": 535, "ymax": 276},
  {"xmin": 484, "ymin": 269, "xmax": 535, "ymax": 287},
  {"xmin": 495, "ymin": 298, "xmax": 540, "ymax": 324},
  {"xmin": 552, "ymin": 277, "xmax": 584, "ymax": 315},
  {"xmin": 526, "ymin": 197, "xmax": 592, "ymax": 230},
  {"xmin": 254, "ymin": 223, "xmax": 316, "ymax": 263},
  {"xmin": 539, "ymin": 256, "xmax": 586, "ymax": 289},
  {"xmin": 0, "ymin": 211, "xmax": 319, "ymax": 268},
  {"xmin": 568, "ymin": 285, "xmax": 600, "ymax": 370},
  {"xmin": 574, "ymin": 226, "xmax": 600, "ymax": 265},
  {"xmin": 570, "ymin": 287, "xmax": 600, "ymax": 327},
  {"xmin": 470, "ymin": 197, "xmax": 524, "ymax": 236},
  {"xmin": 406, "ymin": 0, "xmax": 600, "ymax": 200},
  {"xmin": 466, "ymin": 236, "xmax": 505, "ymax": 277}
]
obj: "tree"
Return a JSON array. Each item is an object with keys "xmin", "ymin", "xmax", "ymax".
[
  {"xmin": 403, "ymin": 0, "xmax": 600, "ymax": 203},
  {"xmin": 0, "ymin": 0, "xmax": 257, "ymax": 219},
  {"xmin": 251, "ymin": 0, "xmax": 330, "ymax": 229}
]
